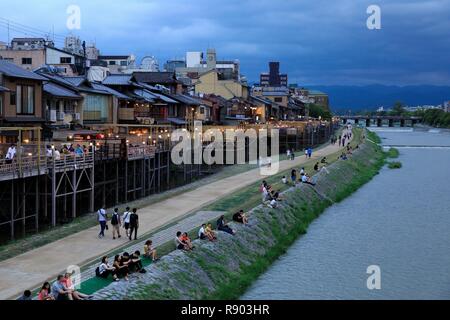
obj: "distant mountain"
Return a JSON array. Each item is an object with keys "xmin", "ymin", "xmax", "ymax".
[{"xmin": 304, "ymin": 85, "xmax": 450, "ymax": 113}]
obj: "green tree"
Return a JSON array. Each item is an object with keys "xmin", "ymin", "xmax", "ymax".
[{"xmin": 390, "ymin": 101, "xmax": 406, "ymax": 116}]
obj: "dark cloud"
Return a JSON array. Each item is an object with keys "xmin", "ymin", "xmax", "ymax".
[{"xmin": 1, "ymin": 0, "xmax": 449, "ymax": 85}]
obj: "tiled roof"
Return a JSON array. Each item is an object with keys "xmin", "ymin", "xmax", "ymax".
[
  {"xmin": 91, "ymin": 83, "xmax": 131, "ymax": 100},
  {"xmin": 133, "ymin": 72, "xmax": 178, "ymax": 84},
  {"xmin": 0, "ymin": 60, "xmax": 47, "ymax": 81},
  {"xmin": 64, "ymin": 76, "xmax": 87, "ymax": 87},
  {"xmin": 43, "ymin": 82, "xmax": 81, "ymax": 99},
  {"xmin": 0, "ymin": 85, "xmax": 10, "ymax": 92},
  {"xmin": 102, "ymin": 74, "xmax": 133, "ymax": 86}
]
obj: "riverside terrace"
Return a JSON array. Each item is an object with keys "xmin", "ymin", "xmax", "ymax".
[
  {"xmin": 0, "ymin": 120, "xmax": 338, "ymax": 243},
  {"xmin": 340, "ymin": 115, "xmax": 422, "ymax": 127}
]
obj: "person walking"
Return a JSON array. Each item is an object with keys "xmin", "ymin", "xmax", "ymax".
[
  {"xmin": 122, "ymin": 207, "xmax": 131, "ymax": 238},
  {"xmin": 97, "ymin": 205, "xmax": 108, "ymax": 239},
  {"xmin": 111, "ymin": 208, "xmax": 122, "ymax": 240},
  {"xmin": 129, "ymin": 208, "xmax": 139, "ymax": 241},
  {"xmin": 308, "ymin": 147, "xmax": 313, "ymax": 159}
]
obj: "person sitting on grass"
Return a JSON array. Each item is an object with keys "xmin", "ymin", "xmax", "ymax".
[
  {"xmin": 291, "ymin": 169, "xmax": 297, "ymax": 185},
  {"xmin": 129, "ymin": 251, "xmax": 146, "ymax": 273},
  {"xmin": 205, "ymin": 223, "xmax": 217, "ymax": 241},
  {"xmin": 181, "ymin": 232, "xmax": 195, "ymax": 250},
  {"xmin": 38, "ymin": 282, "xmax": 54, "ymax": 300},
  {"xmin": 300, "ymin": 167, "xmax": 305, "ymax": 176},
  {"xmin": 217, "ymin": 215, "xmax": 236, "ymax": 235},
  {"xmin": 233, "ymin": 210, "xmax": 249, "ymax": 225},
  {"xmin": 301, "ymin": 174, "xmax": 316, "ymax": 186},
  {"xmin": 175, "ymin": 231, "xmax": 191, "ymax": 251},
  {"xmin": 269, "ymin": 199, "xmax": 278, "ymax": 209},
  {"xmin": 113, "ymin": 255, "xmax": 129, "ymax": 281},
  {"xmin": 282, "ymin": 176, "xmax": 288, "ymax": 184},
  {"xmin": 97, "ymin": 256, "xmax": 119, "ymax": 282},
  {"xmin": 314, "ymin": 162, "xmax": 320, "ymax": 171},
  {"xmin": 63, "ymin": 272, "xmax": 92, "ymax": 300},
  {"xmin": 144, "ymin": 240, "xmax": 159, "ymax": 262},
  {"xmin": 51, "ymin": 275, "xmax": 71, "ymax": 300},
  {"xmin": 321, "ymin": 157, "xmax": 328, "ymax": 165}
]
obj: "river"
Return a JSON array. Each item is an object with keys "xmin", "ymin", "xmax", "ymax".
[{"xmin": 242, "ymin": 127, "xmax": 450, "ymax": 300}]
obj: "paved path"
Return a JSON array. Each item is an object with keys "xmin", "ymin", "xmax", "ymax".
[{"xmin": 0, "ymin": 131, "xmax": 350, "ymax": 300}]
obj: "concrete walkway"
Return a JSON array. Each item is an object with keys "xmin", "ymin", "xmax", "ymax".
[{"xmin": 0, "ymin": 132, "xmax": 350, "ymax": 299}]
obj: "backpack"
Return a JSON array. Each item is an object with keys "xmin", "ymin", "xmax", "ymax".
[
  {"xmin": 95, "ymin": 267, "xmax": 101, "ymax": 277},
  {"xmin": 111, "ymin": 213, "xmax": 118, "ymax": 225}
]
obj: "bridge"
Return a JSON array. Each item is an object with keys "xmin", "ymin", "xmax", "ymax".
[{"xmin": 339, "ymin": 115, "xmax": 422, "ymax": 127}]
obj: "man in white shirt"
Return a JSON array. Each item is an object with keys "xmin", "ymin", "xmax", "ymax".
[
  {"xmin": 97, "ymin": 205, "xmax": 107, "ymax": 239},
  {"xmin": 5, "ymin": 144, "xmax": 16, "ymax": 163},
  {"xmin": 122, "ymin": 207, "xmax": 131, "ymax": 238}
]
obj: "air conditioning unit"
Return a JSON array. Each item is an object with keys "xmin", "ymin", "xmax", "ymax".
[
  {"xmin": 58, "ymin": 112, "xmax": 65, "ymax": 121},
  {"xmin": 50, "ymin": 110, "xmax": 57, "ymax": 122},
  {"xmin": 74, "ymin": 113, "xmax": 81, "ymax": 120}
]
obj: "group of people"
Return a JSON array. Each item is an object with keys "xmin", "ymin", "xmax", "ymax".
[
  {"xmin": 96, "ymin": 250, "xmax": 147, "ymax": 282},
  {"xmin": 20, "ymin": 272, "xmax": 94, "ymax": 301},
  {"xmin": 98, "ymin": 206, "xmax": 139, "ymax": 241},
  {"xmin": 261, "ymin": 181, "xmax": 283, "ymax": 208},
  {"xmin": 286, "ymin": 148, "xmax": 295, "ymax": 160},
  {"xmin": 45, "ymin": 144, "xmax": 90, "ymax": 161}
]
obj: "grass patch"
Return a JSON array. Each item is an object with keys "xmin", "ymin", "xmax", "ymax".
[
  {"xmin": 387, "ymin": 161, "xmax": 402, "ymax": 169},
  {"xmin": 386, "ymin": 148, "xmax": 400, "ymax": 158}
]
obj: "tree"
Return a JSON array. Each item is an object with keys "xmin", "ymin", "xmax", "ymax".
[{"xmin": 390, "ymin": 101, "xmax": 406, "ymax": 116}]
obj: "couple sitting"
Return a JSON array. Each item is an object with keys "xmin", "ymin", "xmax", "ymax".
[
  {"xmin": 199, "ymin": 223, "xmax": 217, "ymax": 241},
  {"xmin": 175, "ymin": 231, "xmax": 195, "ymax": 251},
  {"xmin": 96, "ymin": 251, "xmax": 145, "ymax": 282},
  {"xmin": 233, "ymin": 210, "xmax": 249, "ymax": 225}
]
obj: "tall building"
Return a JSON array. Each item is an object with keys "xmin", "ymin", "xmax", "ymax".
[{"xmin": 260, "ymin": 62, "xmax": 288, "ymax": 87}]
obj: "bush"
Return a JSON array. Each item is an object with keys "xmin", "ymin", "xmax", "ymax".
[
  {"xmin": 386, "ymin": 148, "xmax": 399, "ymax": 158},
  {"xmin": 387, "ymin": 161, "xmax": 402, "ymax": 169}
]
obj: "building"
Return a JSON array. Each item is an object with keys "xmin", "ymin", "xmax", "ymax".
[
  {"xmin": 64, "ymin": 35, "xmax": 84, "ymax": 55},
  {"xmin": 0, "ymin": 40, "xmax": 86, "ymax": 76},
  {"xmin": 260, "ymin": 62, "xmax": 288, "ymax": 87},
  {"xmin": 176, "ymin": 49, "xmax": 240, "ymax": 82},
  {"xmin": 132, "ymin": 72, "xmax": 182, "ymax": 94},
  {"xmin": 0, "ymin": 60, "xmax": 46, "ymax": 133},
  {"xmin": 164, "ymin": 59, "xmax": 186, "ymax": 73},
  {"xmin": 194, "ymin": 69, "xmax": 248, "ymax": 100},
  {"xmin": 98, "ymin": 55, "xmax": 136, "ymax": 74},
  {"xmin": 85, "ymin": 44, "xmax": 100, "ymax": 60},
  {"xmin": 10, "ymin": 37, "xmax": 52, "ymax": 50}
]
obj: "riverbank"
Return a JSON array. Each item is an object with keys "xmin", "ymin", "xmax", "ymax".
[{"xmin": 91, "ymin": 130, "xmax": 385, "ymax": 300}]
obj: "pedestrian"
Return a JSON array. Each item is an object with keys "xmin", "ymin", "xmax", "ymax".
[
  {"xmin": 129, "ymin": 208, "xmax": 139, "ymax": 241},
  {"xmin": 97, "ymin": 205, "xmax": 108, "ymax": 239},
  {"xmin": 305, "ymin": 149, "xmax": 308, "ymax": 158},
  {"xmin": 122, "ymin": 207, "xmax": 131, "ymax": 238},
  {"xmin": 308, "ymin": 147, "xmax": 313, "ymax": 159},
  {"xmin": 5, "ymin": 144, "xmax": 16, "ymax": 164},
  {"xmin": 338, "ymin": 135, "xmax": 342, "ymax": 146},
  {"xmin": 286, "ymin": 148, "xmax": 291, "ymax": 159},
  {"xmin": 111, "ymin": 208, "xmax": 122, "ymax": 240},
  {"xmin": 291, "ymin": 150, "xmax": 295, "ymax": 160},
  {"xmin": 291, "ymin": 169, "xmax": 297, "ymax": 185}
]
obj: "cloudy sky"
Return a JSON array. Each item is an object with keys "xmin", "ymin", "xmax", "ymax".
[{"xmin": 1, "ymin": 0, "xmax": 449, "ymax": 85}]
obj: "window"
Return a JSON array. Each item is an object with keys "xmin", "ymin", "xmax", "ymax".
[
  {"xmin": 109, "ymin": 61, "xmax": 116, "ymax": 65},
  {"xmin": 274, "ymin": 97, "xmax": 283, "ymax": 103},
  {"xmin": 22, "ymin": 58, "xmax": 32, "ymax": 65},
  {"xmin": 0, "ymin": 94, "xmax": 3, "ymax": 115},
  {"xmin": 60, "ymin": 57, "xmax": 72, "ymax": 64},
  {"xmin": 120, "ymin": 61, "xmax": 128, "ymax": 66},
  {"xmin": 200, "ymin": 107, "xmax": 205, "ymax": 114},
  {"xmin": 10, "ymin": 92, "xmax": 16, "ymax": 105},
  {"xmin": 83, "ymin": 94, "xmax": 109, "ymax": 122},
  {"xmin": 16, "ymin": 85, "xmax": 35, "ymax": 115}
]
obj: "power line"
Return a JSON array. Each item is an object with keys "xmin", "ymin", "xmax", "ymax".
[
  {"xmin": 0, "ymin": 17, "xmax": 67, "ymax": 40},
  {"xmin": 0, "ymin": 22, "xmax": 66, "ymax": 46}
]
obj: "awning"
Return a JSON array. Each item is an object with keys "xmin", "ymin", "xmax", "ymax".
[
  {"xmin": 0, "ymin": 130, "xmax": 19, "ymax": 136},
  {"xmin": 0, "ymin": 85, "xmax": 10, "ymax": 92},
  {"xmin": 167, "ymin": 117, "xmax": 187, "ymax": 125}
]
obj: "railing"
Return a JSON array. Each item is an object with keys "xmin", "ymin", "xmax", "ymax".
[
  {"xmin": 0, "ymin": 155, "xmax": 46, "ymax": 179},
  {"xmin": 48, "ymin": 153, "xmax": 94, "ymax": 171},
  {"xmin": 127, "ymin": 145, "xmax": 156, "ymax": 160}
]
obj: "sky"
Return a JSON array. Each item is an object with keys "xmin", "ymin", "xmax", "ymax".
[{"xmin": 0, "ymin": 0, "xmax": 449, "ymax": 86}]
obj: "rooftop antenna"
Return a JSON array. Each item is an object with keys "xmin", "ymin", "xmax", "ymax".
[{"xmin": 7, "ymin": 20, "xmax": 10, "ymax": 46}]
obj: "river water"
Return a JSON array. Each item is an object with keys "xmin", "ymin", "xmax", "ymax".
[{"xmin": 242, "ymin": 127, "xmax": 450, "ymax": 300}]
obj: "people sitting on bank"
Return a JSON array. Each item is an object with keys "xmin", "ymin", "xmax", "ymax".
[
  {"xmin": 314, "ymin": 162, "xmax": 320, "ymax": 171},
  {"xmin": 282, "ymin": 176, "xmax": 288, "ymax": 184},
  {"xmin": 181, "ymin": 232, "xmax": 195, "ymax": 250},
  {"xmin": 199, "ymin": 224, "xmax": 216, "ymax": 241},
  {"xmin": 144, "ymin": 240, "xmax": 159, "ymax": 262},
  {"xmin": 269, "ymin": 199, "xmax": 278, "ymax": 209},
  {"xmin": 51, "ymin": 275, "xmax": 71, "ymax": 300},
  {"xmin": 96, "ymin": 256, "xmax": 119, "ymax": 281},
  {"xmin": 340, "ymin": 152, "xmax": 348, "ymax": 160},
  {"xmin": 113, "ymin": 255, "xmax": 129, "ymax": 281},
  {"xmin": 321, "ymin": 157, "xmax": 328, "ymax": 165},
  {"xmin": 300, "ymin": 167, "xmax": 305, "ymax": 176},
  {"xmin": 175, "ymin": 231, "xmax": 191, "ymax": 251},
  {"xmin": 63, "ymin": 272, "xmax": 91, "ymax": 300},
  {"xmin": 301, "ymin": 174, "xmax": 316, "ymax": 186},
  {"xmin": 205, "ymin": 223, "xmax": 217, "ymax": 241},
  {"xmin": 291, "ymin": 169, "xmax": 297, "ymax": 185},
  {"xmin": 129, "ymin": 251, "xmax": 146, "ymax": 273},
  {"xmin": 18, "ymin": 290, "xmax": 32, "ymax": 301},
  {"xmin": 38, "ymin": 282, "xmax": 55, "ymax": 300},
  {"xmin": 233, "ymin": 210, "xmax": 249, "ymax": 225},
  {"xmin": 217, "ymin": 215, "xmax": 235, "ymax": 235}
]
